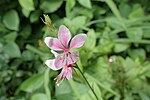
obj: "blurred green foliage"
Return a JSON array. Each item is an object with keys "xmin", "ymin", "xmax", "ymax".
[{"xmin": 0, "ymin": 0, "xmax": 150, "ymax": 100}]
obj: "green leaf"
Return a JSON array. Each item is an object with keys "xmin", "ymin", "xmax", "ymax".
[
  {"xmin": 114, "ymin": 43, "xmax": 130, "ymax": 53},
  {"xmin": 56, "ymin": 93, "xmax": 76, "ymax": 100},
  {"xmin": 31, "ymin": 93, "xmax": 47, "ymax": 100},
  {"xmin": 85, "ymin": 73, "xmax": 117, "ymax": 95},
  {"xmin": 128, "ymin": 7, "xmax": 144, "ymax": 19},
  {"xmin": 40, "ymin": 0, "xmax": 63, "ymax": 13},
  {"xmin": 93, "ymin": 6, "xmax": 107, "ymax": 16},
  {"xmin": 77, "ymin": 0, "xmax": 92, "ymax": 9},
  {"xmin": 44, "ymin": 68, "xmax": 51, "ymax": 100},
  {"xmin": 129, "ymin": 79, "xmax": 143, "ymax": 90},
  {"xmin": 19, "ymin": 73, "xmax": 44, "ymax": 92},
  {"xmin": 4, "ymin": 32, "xmax": 17, "ymax": 43},
  {"xmin": 128, "ymin": 49, "xmax": 146, "ymax": 61},
  {"xmin": 18, "ymin": 0, "xmax": 35, "ymax": 11},
  {"xmin": 69, "ymin": 80, "xmax": 81, "ymax": 100},
  {"xmin": 104, "ymin": 0, "xmax": 126, "ymax": 29},
  {"xmin": 143, "ymin": 29, "xmax": 150, "ymax": 38},
  {"xmin": 72, "ymin": 16, "xmax": 87, "ymax": 32},
  {"xmin": 84, "ymin": 29, "xmax": 96, "ymax": 50},
  {"xmin": 0, "ymin": 23, "xmax": 8, "ymax": 33},
  {"xmin": 3, "ymin": 10, "xmax": 19, "ymax": 31},
  {"xmin": 66, "ymin": 0, "xmax": 76, "ymax": 17},
  {"xmin": 80, "ymin": 93, "xmax": 94, "ymax": 100},
  {"xmin": 97, "ymin": 40, "xmax": 114, "ymax": 54},
  {"xmin": 119, "ymin": 3, "xmax": 132, "ymax": 17},
  {"xmin": 124, "ymin": 57, "xmax": 136, "ymax": 70},
  {"xmin": 79, "ymin": 8, "xmax": 93, "ymax": 19},
  {"xmin": 3, "ymin": 42, "xmax": 21, "ymax": 58},
  {"xmin": 126, "ymin": 28, "xmax": 143, "ymax": 40},
  {"xmin": 104, "ymin": 0, "xmax": 122, "ymax": 20},
  {"xmin": 146, "ymin": 45, "xmax": 150, "ymax": 52},
  {"xmin": 106, "ymin": 17, "xmax": 123, "ymax": 29},
  {"xmin": 19, "ymin": 25, "xmax": 32, "ymax": 39},
  {"xmin": 30, "ymin": 10, "xmax": 41, "ymax": 23},
  {"xmin": 22, "ymin": 8, "xmax": 30, "ymax": 17},
  {"xmin": 64, "ymin": 16, "xmax": 87, "ymax": 34},
  {"xmin": 93, "ymin": 82, "xmax": 103, "ymax": 100},
  {"xmin": 55, "ymin": 81, "xmax": 72, "ymax": 96},
  {"xmin": 22, "ymin": 50, "xmax": 34, "ymax": 61},
  {"xmin": 26, "ymin": 45, "xmax": 47, "ymax": 56},
  {"xmin": 0, "ymin": 43, "xmax": 3, "ymax": 53},
  {"xmin": 139, "ymin": 92, "xmax": 150, "ymax": 100}
]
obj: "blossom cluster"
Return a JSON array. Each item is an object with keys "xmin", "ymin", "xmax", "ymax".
[{"xmin": 44, "ymin": 25, "xmax": 87, "ymax": 85}]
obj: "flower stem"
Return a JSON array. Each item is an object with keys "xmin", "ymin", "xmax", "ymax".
[
  {"xmin": 76, "ymin": 64, "xmax": 99, "ymax": 100},
  {"xmin": 44, "ymin": 68, "xmax": 51, "ymax": 100}
]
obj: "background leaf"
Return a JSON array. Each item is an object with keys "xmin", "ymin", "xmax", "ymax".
[
  {"xmin": 3, "ymin": 10, "xmax": 19, "ymax": 30},
  {"xmin": 77, "ymin": 0, "xmax": 92, "ymax": 9},
  {"xmin": 4, "ymin": 32, "xmax": 17, "ymax": 43},
  {"xmin": 3, "ymin": 42, "xmax": 21, "ymax": 58},
  {"xmin": 19, "ymin": 73, "xmax": 44, "ymax": 92},
  {"xmin": 18, "ymin": 0, "xmax": 35, "ymax": 11},
  {"xmin": 40, "ymin": 0, "xmax": 63, "ymax": 13},
  {"xmin": 1, "ymin": 0, "xmax": 150, "ymax": 99},
  {"xmin": 114, "ymin": 43, "xmax": 130, "ymax": 53},
  {"xmin": 66, "ymin": 0, "xmax": 76, "ymax": 17},
  {"xmin": 31, "ymin": 93, "xmax": 48, "ymax": 100},
  {"xmin": 126, "ymin": 28, "xmax": 143, "ymax": 40},
  {"xmin": 84, "ymin": 29, "xmax": 96, "ymax": 50}
]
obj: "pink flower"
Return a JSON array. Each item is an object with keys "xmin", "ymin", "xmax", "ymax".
[
  {"xmin": 45, "ymin": 50, "xmax": 73, "ymax": 85},
  {"xmin": 54, "ymin": 65, "xmax": 73, "ymax": 86},
  {"xmin": 44, "ymin": 25, "xmax": 87, "ymax": 69}
]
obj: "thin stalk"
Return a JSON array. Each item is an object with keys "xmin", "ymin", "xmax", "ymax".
[
  {"xmin": 85, "ymin": 19, "xmax": 105, "ymax": 27},
  {"xmin": 76, "ymin": 64, "xmax": 99, "ymax": 100},
  {"xmin": 44, "ymin": 68, "xmax": 51, "ymax": 100},
  {"xmin": 114, "ymin": 38, "xmax": 150, "ymax": 44},
  {"xmin": 26, "ymin": 44, "xmax": 47, "ymax": 56}
]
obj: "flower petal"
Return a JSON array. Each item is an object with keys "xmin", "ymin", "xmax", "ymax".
[
  {"xmin": 44, "ymin": 37, "xmax": 64, "ymax": 50},
  {"xmin": 54, "ymin": 53, "xmax": 66, "ymax": 69},
  {"xmin": 51, "ymin": 50, "xmax": 59, "ymax": 57},
  {"xmin": 66, "ymin": 67, "xmax": 72, "ymax": 80},
  {"xmin": 45, "ymin": 59, "xmax": 60, "ymax": 70},
  {"xmin": 70, "ymin": 34, "xmax": 87, "ymax": 49},
  {"xmin": 58, "ymin": 25, "xmax": 71, "ymax": 47},
  {"xmin": 68, "ymin": 51, "xmax": 79, "ymax": 64}
]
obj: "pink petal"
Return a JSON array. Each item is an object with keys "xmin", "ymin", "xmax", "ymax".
[
  {"xmin": 58, "ymin": 25, "xmax": 71, "ymax": 47},
  {"xmin": 54, "ymin": 53, "xmax": 66, "ymax": 69},
  {"xmin": 70, "ymin": 34, "xmax": 87, "ymax": 49},
  {"xmin": 44, "ymin": 37, "xmax": 64, "ymax": 50},
  {"xmin": 45, "ymin": 59, "xmax": 60, "ymax": 70},
  {"xmin": 51, "ymin": 50, "xmax": 59, "ymax": 57},
  {"xmin": 66, "ymin": 67, "xmax": 72, "ymax": 80},
  {"xmin": 68, "ymin": 52, "xmax": 79, "ymax": 64},
  {"xmin": 55, "ymin": 69, "xmax": 64, "ymax": 83}
]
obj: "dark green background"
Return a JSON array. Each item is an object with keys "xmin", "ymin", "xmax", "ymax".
[{"xmin": 0, "ymin": 0, "xmax": 150, "ymax": 99}]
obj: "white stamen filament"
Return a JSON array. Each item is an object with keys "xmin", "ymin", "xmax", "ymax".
[
  {"xmin": 57, "ymin": 83, "xmax": 59, "ymax": 86},
  {"xmin": 56, "ymin": 78, "xmax": 65, "ymax": 86}
]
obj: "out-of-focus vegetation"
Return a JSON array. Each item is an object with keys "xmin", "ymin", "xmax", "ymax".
[{"xmin": 0, "ymin": 0, "xmax": 150, "ymax": 100}]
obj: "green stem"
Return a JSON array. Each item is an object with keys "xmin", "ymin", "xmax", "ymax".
[
  {"xmin": 85, "ymin": 19, "xmax": 105, "ymax": 27},
  {"xmin": 69, "ymin": 80, "xmax": 81, "ymax": 100},
  {"xmin": 44, "ymin": 68, "xmax": 51, "ymax": 100},
  {"xmin": 26, "ymin": 44, "xmax": 47, "ymax": 56},
  {"xmin": 114, "ymin": 38, "xmax": 150, "ymax": 44},
  {"xmin": 76, "ymin": 64, "xmax": 99, "ymax": 100}
]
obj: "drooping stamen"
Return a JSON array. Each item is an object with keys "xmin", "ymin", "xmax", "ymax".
[
  {"xmin": 56, "ymin": 77, "xmax": 65, "ymax": 86},
  {"xmin": 54, "ymin": 67, "xmax": 67, "ymax": 86},
  {"xmin": 57, "ymin": 83, "xmax": 60, "ymax": 86},
  {"xmin": 59, "ymin": 78, "xmax": 65, "ymax": 85}
]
